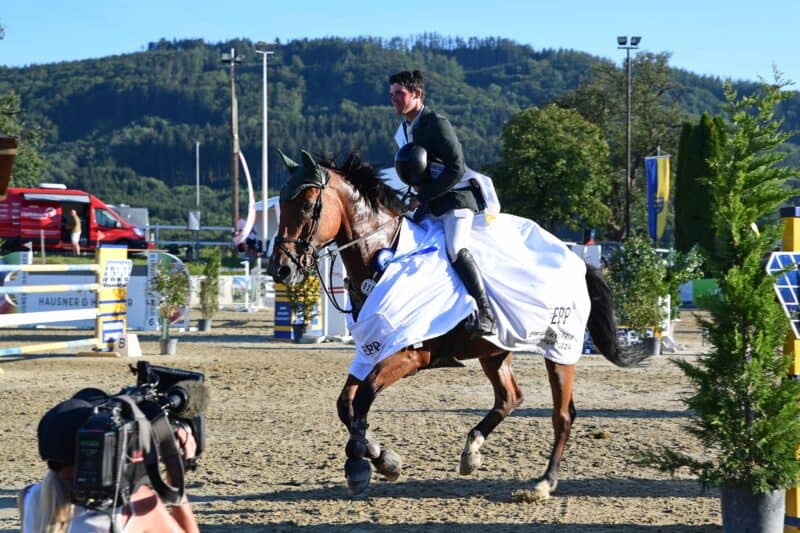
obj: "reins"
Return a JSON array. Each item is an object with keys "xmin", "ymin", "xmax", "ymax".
[{"xmin": 313, "ymin": 213, "xmax": 403, "ymax": 315}]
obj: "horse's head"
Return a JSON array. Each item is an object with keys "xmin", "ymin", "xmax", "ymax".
[{"xmin": 268, "ymin": 150, "xmax": 341, "ymax": 285}]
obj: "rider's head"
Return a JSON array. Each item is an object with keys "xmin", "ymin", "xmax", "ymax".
[
  {"xmin": 390, "ymin": 70, "xmax": 424, "ymax": 96},
  {"xmin": 389, "ymin": 70, "xmax": 424, "ymax": 119}
]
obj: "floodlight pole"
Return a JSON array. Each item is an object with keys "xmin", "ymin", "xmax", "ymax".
[
  {"xmin": 255, "ymin": 44, "xmax": 274, "ymax": 256},
  {"xmin": 193, "ymin": 139, "xmax": 200, "ymax": 210},
  {"xmin": 221, "ymin": 48, "xmax": 243, "ymax": 246},
  {"xmin": 618, "ymin": 36, "xmax": 640, "ymax": 240}
]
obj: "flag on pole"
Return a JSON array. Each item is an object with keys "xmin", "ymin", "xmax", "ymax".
[{"xmin": 645, "ymin": 155, "xmax": 670, "ymax": 243}]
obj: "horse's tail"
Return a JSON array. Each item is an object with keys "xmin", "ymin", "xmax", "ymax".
[{"xmin": 585, "ymin": 266, "xmax": 652, "ymax": 367}]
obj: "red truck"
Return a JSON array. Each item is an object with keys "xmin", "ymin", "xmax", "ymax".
[{"xmin": 0, "ymin": 184, "xmax": 151, "ymax": 253}]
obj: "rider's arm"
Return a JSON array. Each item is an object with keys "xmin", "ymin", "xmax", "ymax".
[{"xmin": 415, "ymin": 114, "xmax": 465, "ymax": 204}]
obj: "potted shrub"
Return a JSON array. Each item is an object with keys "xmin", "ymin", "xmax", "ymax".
[
  {"xmin": 150, "ymin": 262, "xmax": 190, "ymax": 355},
  {"xmin": 645, "ymin": 77, "xmax": 800, "ymax": 531},
  {"xmin": 606, "ymin": 234, "xmax": 669, "ymax": 354},
  {"xmin": 198, "ymin": 246, "xmax": 220, "ymax": 332},
  {"xmin": 286, "ymin": 271, "xmax": 321, "ymax": 343}
]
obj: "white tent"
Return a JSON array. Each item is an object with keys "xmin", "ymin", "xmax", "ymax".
[{"xmin": 253, "ymin": 195, "xmax": 280, "ymax": 256}]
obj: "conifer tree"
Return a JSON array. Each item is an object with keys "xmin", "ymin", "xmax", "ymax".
[
  {"xmin": 674, "ymin": 113, "xmax": 724, "ymax": 258},
  {"xmin": 650, "ymin": 74, "xmax": 800, "ymax": 493}
]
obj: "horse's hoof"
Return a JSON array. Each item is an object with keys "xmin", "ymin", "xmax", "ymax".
[
  {"xmin": 364, "ymin": 431, "xmax": 381, "ymax": 459},
  {"xmin": 373, "ymin": 449, "xmax": 402, "ymax": 481},
  {"xmin": 459, "ymin": 451, "xmax": 483, "ymax": 475},
  {"xmin": 345, "ymin": 458, "xmax": 372, "ymax": 496},
  {"xmin": 532, "ymin": 479, "xmax": 553, "ymax": 500}
]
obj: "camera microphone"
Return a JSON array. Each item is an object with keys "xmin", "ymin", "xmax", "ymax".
[{"xmin": 164, "ymin": 380, "xmax": 210, "ymax": 419}]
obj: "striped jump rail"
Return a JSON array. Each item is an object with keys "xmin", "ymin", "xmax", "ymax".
[{"xmin": 0, "ymin": 245, "xmax": 130, "ymax": 359}]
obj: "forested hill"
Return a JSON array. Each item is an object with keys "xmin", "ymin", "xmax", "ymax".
[{"xmin": 0, "ymin": 35, "xmax": 792, "ymax": 225}]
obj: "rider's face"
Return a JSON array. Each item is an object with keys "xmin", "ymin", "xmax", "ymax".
[{"xmin": 390, "ymin": 83, "xmax": 422, "ymax": 119}]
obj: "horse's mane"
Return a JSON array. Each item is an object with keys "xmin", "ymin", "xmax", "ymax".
[{"xmin": 317, "ymin": 152, "xmax": 406, "ymax": 213}]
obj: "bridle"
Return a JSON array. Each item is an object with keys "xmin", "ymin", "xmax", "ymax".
[
  {"xmin": 273, "ymin": 180, "xmax": 406, "ymax": 315},
  {"xmin": 272, "ymin": 190, "xmax": 324, "ymax": 275}
]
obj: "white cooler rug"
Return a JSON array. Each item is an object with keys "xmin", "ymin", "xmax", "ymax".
[{"xmin": 347, "ymin": 214, "xmax": 591, "ymax": 380}]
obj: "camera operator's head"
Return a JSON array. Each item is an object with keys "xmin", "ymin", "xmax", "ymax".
[
  {"xmin": 27, "ymin": 397, "xmax": 95, "ymax": 533},
  {"xmin": 38, "ymin": 398, "xmax": 94, "ymax": 472}
]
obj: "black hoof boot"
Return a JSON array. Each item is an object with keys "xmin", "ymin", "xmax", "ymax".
[{"xmin": 345, "ymin": 458, "xmax": 372, "ymax": 496}]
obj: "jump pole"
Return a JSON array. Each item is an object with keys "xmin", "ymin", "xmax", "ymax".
[{"xmin": 0, "ymin": 245, "xmax": 131, "ymax": 359}]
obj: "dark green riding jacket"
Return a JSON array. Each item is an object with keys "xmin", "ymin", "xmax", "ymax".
[{"xmin": 410, "ymin": 107, "xmax": 481, "ymax": 217}]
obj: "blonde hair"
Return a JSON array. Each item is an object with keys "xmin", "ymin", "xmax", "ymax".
[{"xmin": 32, "ymin": 470, "xmax": 74, "ymax": 533}]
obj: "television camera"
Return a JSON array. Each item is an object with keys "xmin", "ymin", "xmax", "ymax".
[{"xmin": 72, "ymin": 361, "xmax": 209, "ymax": 510}]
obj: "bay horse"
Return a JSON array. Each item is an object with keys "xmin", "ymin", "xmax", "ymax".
[{"xmin": 267, "ymin": 150, "xmax": 653, "ymax": 498}]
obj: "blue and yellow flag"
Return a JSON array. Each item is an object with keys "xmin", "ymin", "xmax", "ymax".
[{"xmin": 645, "ymin": 156, "xmax": 670, "ymax": 242}]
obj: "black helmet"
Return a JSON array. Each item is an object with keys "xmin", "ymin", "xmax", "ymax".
[{"xmin": 394, "ymin": 143, "xmax": 429, "ymax": 187}]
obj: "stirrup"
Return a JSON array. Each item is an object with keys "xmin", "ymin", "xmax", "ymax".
[{"xmin": 464, "ymin": 312, "xmax": 494, "ymax": 337}]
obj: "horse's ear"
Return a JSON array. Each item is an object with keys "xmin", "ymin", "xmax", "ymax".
[
  {"xmin": 278, "ymin": 150, "xmax": 299, "ymax": 172},
  {"xmin": 300, "ymin": 150, "xmax": 318, "ymax": 172}
]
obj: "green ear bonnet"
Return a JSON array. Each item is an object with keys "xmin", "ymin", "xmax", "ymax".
[{"xmin": 278, "ymin": 150, "xmax": 330, "ymax": 201}]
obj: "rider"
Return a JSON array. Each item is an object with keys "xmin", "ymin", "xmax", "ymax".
[{"xmin": 389, "ymin": 69, "xmax": 494, "ymax": 337}]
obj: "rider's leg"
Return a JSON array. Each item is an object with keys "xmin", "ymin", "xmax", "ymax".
[{"xmin": 441, "ymin": 209, "xmax": 495, "ymax": 336}]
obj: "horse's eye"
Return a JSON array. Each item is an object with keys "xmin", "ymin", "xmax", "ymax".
[{"xmin": 301, "ymin": 201, "xmax": 314, "ymax": 215}]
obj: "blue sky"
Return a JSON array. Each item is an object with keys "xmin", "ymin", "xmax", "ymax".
[{"xmin": 0, "ymin": 1, "xmax": 796, "ymax": 85}]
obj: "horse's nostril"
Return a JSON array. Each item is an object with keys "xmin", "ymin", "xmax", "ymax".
[{"xmin": 277, "ymin": 265, "xmax": 291, "ymax": 282}]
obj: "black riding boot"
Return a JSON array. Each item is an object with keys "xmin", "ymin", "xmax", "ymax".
[{"xmin": 452, "ymin": 248, "xmax": 495, "ymax": 337}]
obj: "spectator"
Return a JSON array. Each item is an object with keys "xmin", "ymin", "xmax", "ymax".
[
  {"xmin": 234, "ymin": 216, "xmax": 247, "ymax": 254},
  {"xmin": 69, "ymin": 210, "xmax": 82, "ymax": 256}
]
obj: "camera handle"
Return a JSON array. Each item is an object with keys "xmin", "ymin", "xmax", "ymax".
[{"xmin": 144, "ymin": 410, "xmax": 185, "ymax": 505}]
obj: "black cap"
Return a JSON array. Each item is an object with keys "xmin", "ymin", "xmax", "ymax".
[
  {"xmin": 394, "ymin": 143, "xmax": 429, "ymax": 187},
  {"xmin": 37, "ymin": 399, "xmax": 93, "ymax": 468},
  {"xmin": 72, "ymin": 387, "xmax": 109, "ymax": 405}
]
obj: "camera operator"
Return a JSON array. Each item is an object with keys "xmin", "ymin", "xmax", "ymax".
[{"xmin": 18, "ymin": 396, "xmax": 200, "ymax": 533}]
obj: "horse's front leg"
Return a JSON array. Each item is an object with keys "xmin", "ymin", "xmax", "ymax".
[
  {"xmin": 533, "ymin": 359, "xmax": 576, "ymax": 499},
  {"xmin": 342, "ymin": 349, "xmax": 427, "ymax": 496},
  {"xmin": 337, "ymin": 376, "xmax": 402, "ymax": 483}
]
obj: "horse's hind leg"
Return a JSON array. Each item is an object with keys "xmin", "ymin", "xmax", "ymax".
[
  {"xmin": 533, "ymin": 359, "xmax": 576, "ymax": 499},
  {"xmin": 337, "ymin": 376, "xmax": 402, "ymax": 482},
  {"xmin": 460, "ymin": 352, "xmax": 523, "ymax": 475}
]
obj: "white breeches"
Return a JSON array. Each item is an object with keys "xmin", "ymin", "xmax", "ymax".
[{"xmin": 436, "ymin": 208, "xmax": 474, "ymax": 262}]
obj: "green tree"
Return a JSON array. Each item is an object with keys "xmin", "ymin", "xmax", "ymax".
[
  {"xmin": 649, "ymin": 74, "xmax": 800, "ymax": 494},
  {"xmin": 493, "ymin": 104, "xmax": 612, "ymax": 233},
  {"xmin": 0, "ymin": 91, "xmax": 45, "ymax": 188},
  {"xmin": 199, "ymin": 246, "xmax": 221, "ymax": 321},
  {"xmin": 559, "ymin": 52, "xmax": 691, "ymax": 239},
  {"xmin": 674, "ymin": 113, "xmax": 725, "ymax": 258}
]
